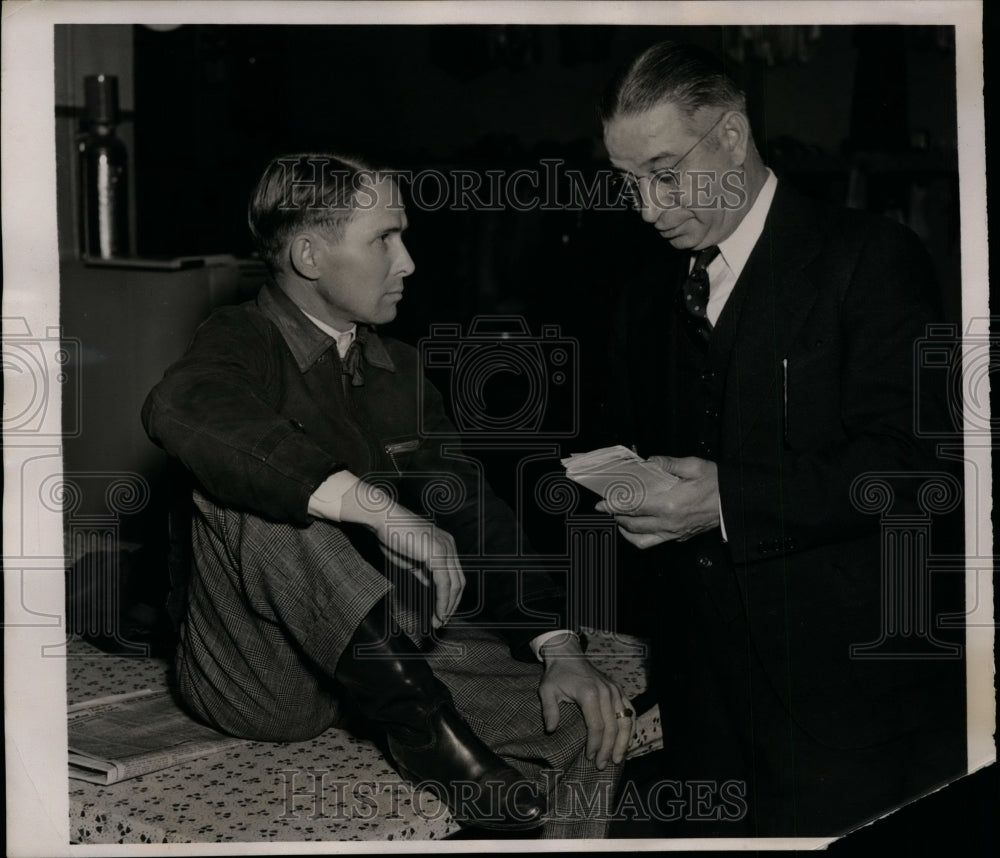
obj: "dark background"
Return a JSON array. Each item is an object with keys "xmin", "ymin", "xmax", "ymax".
[{"xmin": 131, "ymin": 24, "xmax": 962, "ymax": 330}]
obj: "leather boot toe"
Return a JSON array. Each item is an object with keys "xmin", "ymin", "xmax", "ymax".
[{"xmin": 388, "ymin": 703, "xmax": 548, "ymax": 831}]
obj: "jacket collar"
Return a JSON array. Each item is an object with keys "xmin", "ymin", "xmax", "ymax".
[{"xmin": 257, "ymin": 281, "xmax": 396, "ymax": 374}]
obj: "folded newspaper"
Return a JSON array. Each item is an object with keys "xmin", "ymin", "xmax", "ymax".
[
  {"xmin": 560, "ymin": 445, "xmax": 678, "ymax": 504},
  {"xmin": 68, "ymin": 689, "xmax": 248, "ymax": 785}
]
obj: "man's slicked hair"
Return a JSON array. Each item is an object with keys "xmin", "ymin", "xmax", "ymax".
[
  {"xmin": 249, "ymin": 152, "xmax": 378, "ymax": 274},
  {"xmin": 599, "ymin": 41, "xmax": 746, "ymax": 127}
]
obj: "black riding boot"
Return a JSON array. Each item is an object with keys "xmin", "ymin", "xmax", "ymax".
[{"xmin": 334, "ymin": 598, "xmax": 548, "ymax": 831}]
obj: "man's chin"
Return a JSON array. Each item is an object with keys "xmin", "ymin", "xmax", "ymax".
[
  {"xmin": 657, "ymin": 223, "xmax": 700, "ymax": 249},
  {"xmin": 373, "ymin": 307, "xmax": 399, "ymax": 326},
  {"xmin": 662, "ymin": 232, "xmax": 698, "ymax": 250}
]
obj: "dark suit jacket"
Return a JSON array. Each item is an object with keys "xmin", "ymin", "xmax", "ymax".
[{"xmin": 610, "ymin": 181, "xmax": 965, "ymax": 752}]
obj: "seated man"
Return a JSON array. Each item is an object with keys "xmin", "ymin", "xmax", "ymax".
[{"xmin": 142, "ymin": 153, "xmax": 631, "ymax": 837}]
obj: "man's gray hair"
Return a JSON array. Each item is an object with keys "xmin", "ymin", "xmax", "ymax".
[{"xmin": 599, "ymin": 41, "xmax": 746, "ymax": 128}]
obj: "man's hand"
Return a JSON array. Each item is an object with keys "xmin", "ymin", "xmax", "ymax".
[
  {"xmin": 596, "ymin": 455, "xmax": 720, "ymax": 548},
  {"xmin": 337, "ymin": 480, "xmax": 465, "ymax": 629},
  {"xmin": 537, "ymin": 634, "xmax": 632, "ymax": 770}
]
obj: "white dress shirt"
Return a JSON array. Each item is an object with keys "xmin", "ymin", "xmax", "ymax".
[
  {"xmin": 703, "ymin": 169, "xmax": 778, "ymax": 325},
  {"xmin": 694, "ymin": 169, "xmax": 778, "ymax": 539},
  {"xmin": 301, "ymin": 311, "xmax": 360, "ymax": 519}
]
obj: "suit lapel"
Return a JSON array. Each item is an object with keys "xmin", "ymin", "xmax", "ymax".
[{"xmin": 716, "ymin": 184, "xmax": 826, "ymax": 447}]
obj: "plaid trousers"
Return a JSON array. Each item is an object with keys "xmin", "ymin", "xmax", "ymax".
[{"xmin": 176, "ymin": 490, "xmax": 619, "ymax": 838}]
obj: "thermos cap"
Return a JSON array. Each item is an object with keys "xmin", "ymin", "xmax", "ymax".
[{"xmin": 84, "ymin": 74, "xmax": 119, "ymax": 124}]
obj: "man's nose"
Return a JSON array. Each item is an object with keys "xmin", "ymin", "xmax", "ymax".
[
  {"xmin": 637, "ymin": 177, "xmax": 663, "ymax": 224},
  {"xmin": 395, "ymin": 242, "xmax": 416, "ymax": 277}
]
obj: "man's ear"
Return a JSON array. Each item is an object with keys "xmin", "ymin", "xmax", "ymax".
[
  {"xmin": 288, "ymin": 233, "xmax": 321, "ymax": 281},
  {"xmin": 721, "ymin": 111, "xmax": 751, "ymax": 168}
]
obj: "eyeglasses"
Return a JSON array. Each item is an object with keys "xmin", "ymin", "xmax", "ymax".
[{"xmin": 614, "ymin": 111, "xmax": 729, "ymax": 196}]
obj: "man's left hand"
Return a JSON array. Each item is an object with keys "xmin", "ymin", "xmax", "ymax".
[
  {"xmin": 538, "ymin": 635, "xmax": 632, "ymax": 770},
  {"xmin": 596, "ymin": 455, "xmax": 720, "ymax": 548}
]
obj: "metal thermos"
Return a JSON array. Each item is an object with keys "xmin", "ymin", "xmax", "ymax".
[{"xmin": 79, "ymin": 74, "xmax": 129, "ymax": 258}]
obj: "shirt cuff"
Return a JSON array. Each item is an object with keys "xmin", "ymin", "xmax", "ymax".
[
  {"xmin": 308, "ymin": 470, "xmax": 360, "ymax": 521},
  {"xmin": 529, "ymin": 629, "xmax": 580, "ymax": 662},
  {"xmin": 719, "ymin": 495, "xmax": 728, "ymax": 542}
]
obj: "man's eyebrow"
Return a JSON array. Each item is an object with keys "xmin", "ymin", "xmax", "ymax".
[
  {"xmin": 646, "ymin": 151, "xmax": 680, "ymax": 168},
  {"xmin": 372, "ymin": 218, "xmax": 408, "ymax": 234},
  {"xmin": 611, "ymin": 151, "xmax": 679, "ymax": 176}
]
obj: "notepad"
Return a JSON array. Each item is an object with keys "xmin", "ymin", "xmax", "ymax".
[{"xmin": 560, "ymin": 445, "xmax": 678, "ymax": 507}]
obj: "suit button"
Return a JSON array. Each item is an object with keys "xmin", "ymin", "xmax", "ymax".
[
  {"xmin": 697, "ymin": 555, "xmax": 714, "ymax": 568},
  {"xmin": 700, "ymin": 369, "xmax": 716, "ymax": 383},
  {"xmin": 757, "ymin": 540, "xmax": 769, "ymax": 555},
  {"xmin": 704, "ymin": 407, "xmax": 718, "ymax": 419},
  {"xmin": 289, "ymin": 419, "xmax": 304, "ymax": 431}
]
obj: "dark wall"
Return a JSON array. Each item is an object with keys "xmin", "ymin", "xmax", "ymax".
[{"xmin": 133, "ymin": 24, "xmax": 960, "ymax": 321}]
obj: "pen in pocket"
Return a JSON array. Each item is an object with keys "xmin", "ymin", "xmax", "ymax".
[{"xmin": 782, "ymin": 358, "xmax": 789, "ymax": 448}]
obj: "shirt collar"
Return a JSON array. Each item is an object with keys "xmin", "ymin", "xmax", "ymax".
[
  {"xmin": 716, "ymin": 168, "xmax": 778, "ymax": 280},
  {"xmin": 300, "ymin": 309, "xmax": 356, "ymax": 357},
  {"xmin": 257, "ymin": 281, "xmax": 396, "ymax": 374}
]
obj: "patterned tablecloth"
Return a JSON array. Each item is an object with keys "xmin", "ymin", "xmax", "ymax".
[{"xmin": 67, "ymin": 629, "xmax": 656, "ymax": 844}]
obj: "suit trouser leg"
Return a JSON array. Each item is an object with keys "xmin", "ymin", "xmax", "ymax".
[
  {"xmin": 649, "ymin": 562, "xmax": 966, "ymax": 838},
  {"xmin": 746, "ymin": 673, "xmax": 968, "ymax": 837}
]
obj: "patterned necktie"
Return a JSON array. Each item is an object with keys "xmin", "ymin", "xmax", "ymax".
[
  {"xmin": 681, "ymin": 245, "xmax": 721, "ymax": 330},
  {"xmin": 341, "ymin": 338, "xmax": 365, "ymax": 387}
]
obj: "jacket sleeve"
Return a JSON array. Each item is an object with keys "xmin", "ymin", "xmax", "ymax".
[
  {"xmin": 409, "ymin": 375, "xmax": 569, "ymax": 662},
  {"xmin": 141, "ymin": 307, "xmax": 345, "ymax": 526},
  {"xmin": 718, "ymin": 220, "xmax": 949, "ymax": 564}
]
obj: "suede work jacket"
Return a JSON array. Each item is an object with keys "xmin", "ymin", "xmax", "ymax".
[{"xmin": 142, "ymin": 281, "xmax": 567, "ymax": 659}]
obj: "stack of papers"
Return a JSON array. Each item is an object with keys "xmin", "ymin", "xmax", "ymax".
[
  {"xmin": 68, "ymin": 689, "xmax": 249, "ymax": 785},
  {"xmin": 561, "ymin": 445, "xmax": 677, "ymax": 504}
]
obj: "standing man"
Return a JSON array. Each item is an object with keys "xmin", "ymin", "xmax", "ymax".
[
  {"xmin": 598, "ymin": 42, "xmax": 966, "ymax": 836},
  {"xmin": 143, "ymin": 153, "xmax": 632, "ymax": 837}
]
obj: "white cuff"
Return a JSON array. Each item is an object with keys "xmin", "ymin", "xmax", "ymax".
[
  {"xmin": 530, "ymin": 629, "xmax": 580, "ymax": 662},
  {"xmin": 719, "ymin": 496, "xmax": 728, "ymax": 542},
  {"xmin": 307, "ymin": 470, "xmax": 361, "ymax": 521}
]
